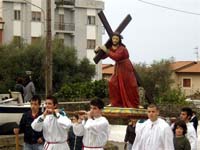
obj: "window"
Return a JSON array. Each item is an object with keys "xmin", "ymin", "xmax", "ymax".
[
  {"xmin": 14, "ymin": 10, "xmax": 21, "ymax": 20},
  {"xmin": 87, "ymin": 39, "xmax": 96, "ymax": 49},
  {"xmin": 31, "ymin": 37, "xmax": 41, "ymax": 44},
  {"xmin": 32, "ymin": 12, "xmax": 41, "ymax": 22},
  {"xmin": 87, "ymin": 16, "xmax": 95, "ymax": 25},
  {"xmin": 13, "ymin": 36, "xmax": 22, "ymax": 47},
  {"xmin": 183, "ymin": 78, "xmax": 191, "ymax": 88},
  {"xmin": 58, "ymin": 14, "xmax": 64, "ymax": 30}
]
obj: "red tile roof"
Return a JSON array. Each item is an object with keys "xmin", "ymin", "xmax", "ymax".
[
  {"xmin": 102, "ymin": 61, "xmax": 200, "ymax": 75},
  {"xmin": 171, "ymin": 61, "xmax": 200, "ymax": 73},
  {"xmin": 102, "ymin": 64, "xmax": 114, "ymax": 74}
]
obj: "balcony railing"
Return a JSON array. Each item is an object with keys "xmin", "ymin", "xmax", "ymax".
[
  {"xmin": 55, "ymin": 0, "xmax": 75, "ymax": 6},
  {"xmin": 54, "ymin": 22, "xmax": 75, "ymax": 32}
]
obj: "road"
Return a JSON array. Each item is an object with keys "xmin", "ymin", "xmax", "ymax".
[{"xmin": 109, "ymin": 121, "xmax": 200, "ymax": 149}]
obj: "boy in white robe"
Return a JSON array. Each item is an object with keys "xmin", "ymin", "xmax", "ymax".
[
  {"xmin": 73, "ymin": 98, "xmax": 109, "ymax": 150},
  {"xmin": 31, "ymin": 95, "xmax": 72, "ymax": 150},
  {"xmin": 132, "ymin": 104, "xmax": 174, "ymax": 150}
]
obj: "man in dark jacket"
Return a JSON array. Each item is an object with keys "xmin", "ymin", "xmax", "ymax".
[
  {"xmin": 124, "ymin": 118, "xmax": 136, "ymax": 150},
  {"xmin": 14, "ymin": 95, "xmax": 44, "ymax": 150}
]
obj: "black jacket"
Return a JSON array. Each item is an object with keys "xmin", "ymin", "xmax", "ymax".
[
  {"xmin": 190, "ymin": 115, "xmax": 198, "ymax": 132},
  {"xmin": 19, "ymin": 110, "xmax": 44, "ymax": 144},
  {"xmin": 124, "ymin": 125, "xmax": 136, "ymax": 144}
]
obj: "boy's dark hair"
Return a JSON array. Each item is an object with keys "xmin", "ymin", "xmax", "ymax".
[
  {"xmin": 181, "ymin": 107, "xmax": 193, "ymax": 119},
  {"xmin": 46, "ymin": 95, "xmax": 58, "ymax": 106},
  {"xmin": 192, "ymin": 111, "xmax": 196, "ymax": 114},
  {"xmin": 147, "ymin": 103, "xmax": 159, "ymax": 110},
  {"xmin": 74, "ymin": 114, "xmax": 79, "ymax": 120},
  {"xmin": 90, "ymin": 98, "xmax": 104, "ymax": 109},
  {"xmin": 173, "ymin": 120, "xmax": 187, "ymax": 135},
  {"xmin": 31, "ymin": 95, "xmax": 41, "ymax": 105}
]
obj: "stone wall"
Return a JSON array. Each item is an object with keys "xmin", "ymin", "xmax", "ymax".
[{"xmin": 0, "ymin": 134, "xmax": 23, "ymax": 150}]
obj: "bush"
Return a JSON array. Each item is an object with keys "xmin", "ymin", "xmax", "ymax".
[
  {"xmin": 155, "ymin": 88, "xmax": 186, "ymax": 104},
  {"xmin": 55, "ymin": 79, "xmax": 109, "ymax": 100}
]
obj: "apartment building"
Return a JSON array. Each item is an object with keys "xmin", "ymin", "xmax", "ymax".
[{"xmin": 1, "ymin": 0, "xmax": 104, "ymax": 80}]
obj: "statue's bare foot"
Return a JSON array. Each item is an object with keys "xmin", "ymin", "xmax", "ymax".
[{"xmin": 138, "ymin": 105, "xmax": 144, "ymax": 109}]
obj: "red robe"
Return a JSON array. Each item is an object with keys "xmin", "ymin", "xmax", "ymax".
[{"xmin": 106, "ymin": 45, "xmax": 139, "ymax": 108}]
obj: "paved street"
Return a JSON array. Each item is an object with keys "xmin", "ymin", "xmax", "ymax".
[{"xmin": 109, "ymin": 121, "xmax": 200, "ymax": 149}]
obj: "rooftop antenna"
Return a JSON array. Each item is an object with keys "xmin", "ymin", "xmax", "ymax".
[{"xmin": 194, "ymin": 46, "xmax": 199, "ymax": 62}]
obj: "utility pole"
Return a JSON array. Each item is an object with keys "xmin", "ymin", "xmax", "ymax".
[{"xmin": 45, "ymin": 0, "xmax": 52, "ymax": 96}]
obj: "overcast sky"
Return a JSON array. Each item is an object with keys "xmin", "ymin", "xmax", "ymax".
[{"xmin": 101, "ymin": 0, "xmax": 200, "ymax": 64}]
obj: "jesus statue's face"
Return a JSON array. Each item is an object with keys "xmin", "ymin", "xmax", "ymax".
[{"xmin": 112, "ymin": 35, "xmax": 120, "ymax": 46}]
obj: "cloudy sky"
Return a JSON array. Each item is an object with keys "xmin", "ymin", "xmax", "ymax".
[{"xmin": 101, "ymin": 0, "xmax": 200, "ymax": 64}]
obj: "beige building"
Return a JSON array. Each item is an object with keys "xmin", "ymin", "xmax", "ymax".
[
  {"xmin": 102, "ymin": 64, "xmax": 114, "ymax": 80},
  {"xmin": 102, "ymin": 61, "xmax": 200, "ymax": 97},
  {"xmin": 170, "ymin": 61, "xmax": 200, "ymax": 96}
]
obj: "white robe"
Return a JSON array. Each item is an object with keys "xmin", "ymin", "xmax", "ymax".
[
  {"xmin": 186, "ymin": 122, "xmax": 197, "ymax": 150},
  {"xmin": 132, "ymin": 118, "xmax": 174, "ymax": 150},
  {"xmin": 73, "ymin": 116, "xmax": 109, "ymax": 150},
  {"xmin": 31, "ymin": 113, "xmax": 72, "ymax": 150}
]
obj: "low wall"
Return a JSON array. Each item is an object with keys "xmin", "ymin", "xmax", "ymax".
[{"xmin": 0, "ymin": 134, "xmax": 23, "ymax": 150}]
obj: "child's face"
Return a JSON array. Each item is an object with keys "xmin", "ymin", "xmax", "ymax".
[{"xmin": 175, "ymin": 126, "xmax": 184, "ymax": 137}]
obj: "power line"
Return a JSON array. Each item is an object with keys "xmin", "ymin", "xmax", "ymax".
[{"xmin": 138, "ymin": 0, "xmax": 200, "ymax": 16}]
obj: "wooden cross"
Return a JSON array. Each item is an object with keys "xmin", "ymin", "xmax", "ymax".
[
  {"xmin": 93, "ymin": 11, "xmax": 132, "ymax": 64},
  {"xmin": 94, "ymin": 11, "xmax": 154, "ymax": 104}
]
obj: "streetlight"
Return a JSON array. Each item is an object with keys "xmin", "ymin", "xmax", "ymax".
[
  {"xmin": 23, "ymin": 0, "xmax": 45, "ymax": 35},
  {"xmin": 25, "ymin": 70, "xmax": 32, "ymax": 79}
]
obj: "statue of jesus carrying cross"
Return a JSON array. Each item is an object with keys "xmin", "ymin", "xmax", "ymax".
[{"xmin": 94, "ymin": 11, "xmax": 140, "ymax": 108}]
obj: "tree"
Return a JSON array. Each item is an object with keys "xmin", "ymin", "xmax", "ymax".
[
  {"xmin": 72, "ymin": 58, "xmax": 96, "ymax": 83},
  {"xmin": 0, "ymin": 38, "xmax": 95, "ymax": 94},
  {"xmin": 135, "ymin": 59, "xmax": 185, "ymax": 104}
]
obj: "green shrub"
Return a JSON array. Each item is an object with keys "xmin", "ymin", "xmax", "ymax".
[
  {"xmin": 55, "ymin": 79, "xmax": 109, "ymax": 100},
  {"xmin": 155, "ymin": 88, "xmax": 186, "ymax": 104}
]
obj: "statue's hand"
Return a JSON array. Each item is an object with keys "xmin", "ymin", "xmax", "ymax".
[
  {"xmin": 94, "ymin": 46, "xmax": 100, "ymax": 54},
  {"xmin": 99, "ymin": 45, "xmax": 109, "ymax": 54}
]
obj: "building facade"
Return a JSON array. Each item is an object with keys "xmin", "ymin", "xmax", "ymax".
[
  {"xmin": 1, "ymin": 0, "xmax": 104, "ymax": 79},
  {"xmin": 103, "ymin": 61, "xmax": 200, "ymax": 97},
  {"xmin": 170, "ymin": 61, "xmax": 200, "ymax": 96}
]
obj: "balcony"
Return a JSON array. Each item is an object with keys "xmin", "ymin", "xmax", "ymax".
[
  {"xmin": 55, "ymin": 0, "xmax": 75, "ymax": 6},
  {"xmin": 54, "ymin": 22, "xmax": 75, "ymax": 33}
]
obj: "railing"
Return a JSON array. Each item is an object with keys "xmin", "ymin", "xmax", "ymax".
[
  {"xmin": 54, "ymin": 22, "xmax": 75, "ymax": 32},
  {"xmin": 55, "ymin": 0, "xmax": 75, "ymax": 6},
  {"xmin": 0, "ymin": 98, "xmax": 17, "ymax": 104}
]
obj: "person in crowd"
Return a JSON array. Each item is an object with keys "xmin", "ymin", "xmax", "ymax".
[
  {"xmin": 180, "ymin": 107, "xmax": 197, "ymax": 150},
  {"xmin": 95, "ymin": 32, "xmax": 139, "ymax": 108},
  {"xmin": 31, "ymin": 95, "xmax": 72, "ymax": 150},
  {"xmin": 73, "ymin": 98, "xmax": 109, "ymax": 150},
  {"xmin": 124, "ymin": 118, "xmax": 136, "ymax": 150},
  {"xmin": 173, "ymin": 120, "xmax": 191, "ymax": 150},
  {"xmin": 170, "ymin": 117, "xmax": 177, "ymax": 129},
  {"xmin": 131, "ymin": 104, "xmax": 174, "ymax": 150},
  {"xmin": 14, "ymin": 77, "xmax": 25, "ymax": 101},
  {"xmin": 13, "ymin": 95, "xmax": 44, "ymax": 150},
  {"xmin": 190, "ymin": 111, "xmax": 198, "ymax": 133},
  {"xmin": 24, "ymin": 76, "xmax": 35, "ymax": 102},
  {"xmin": 68, "ymin": 114, "xmax": 83, "ymax": 150}
]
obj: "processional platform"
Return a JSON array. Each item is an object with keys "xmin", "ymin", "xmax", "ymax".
[{"xmin": 102, "ymin": 106, "xmax": 147, "ymax": 119}]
